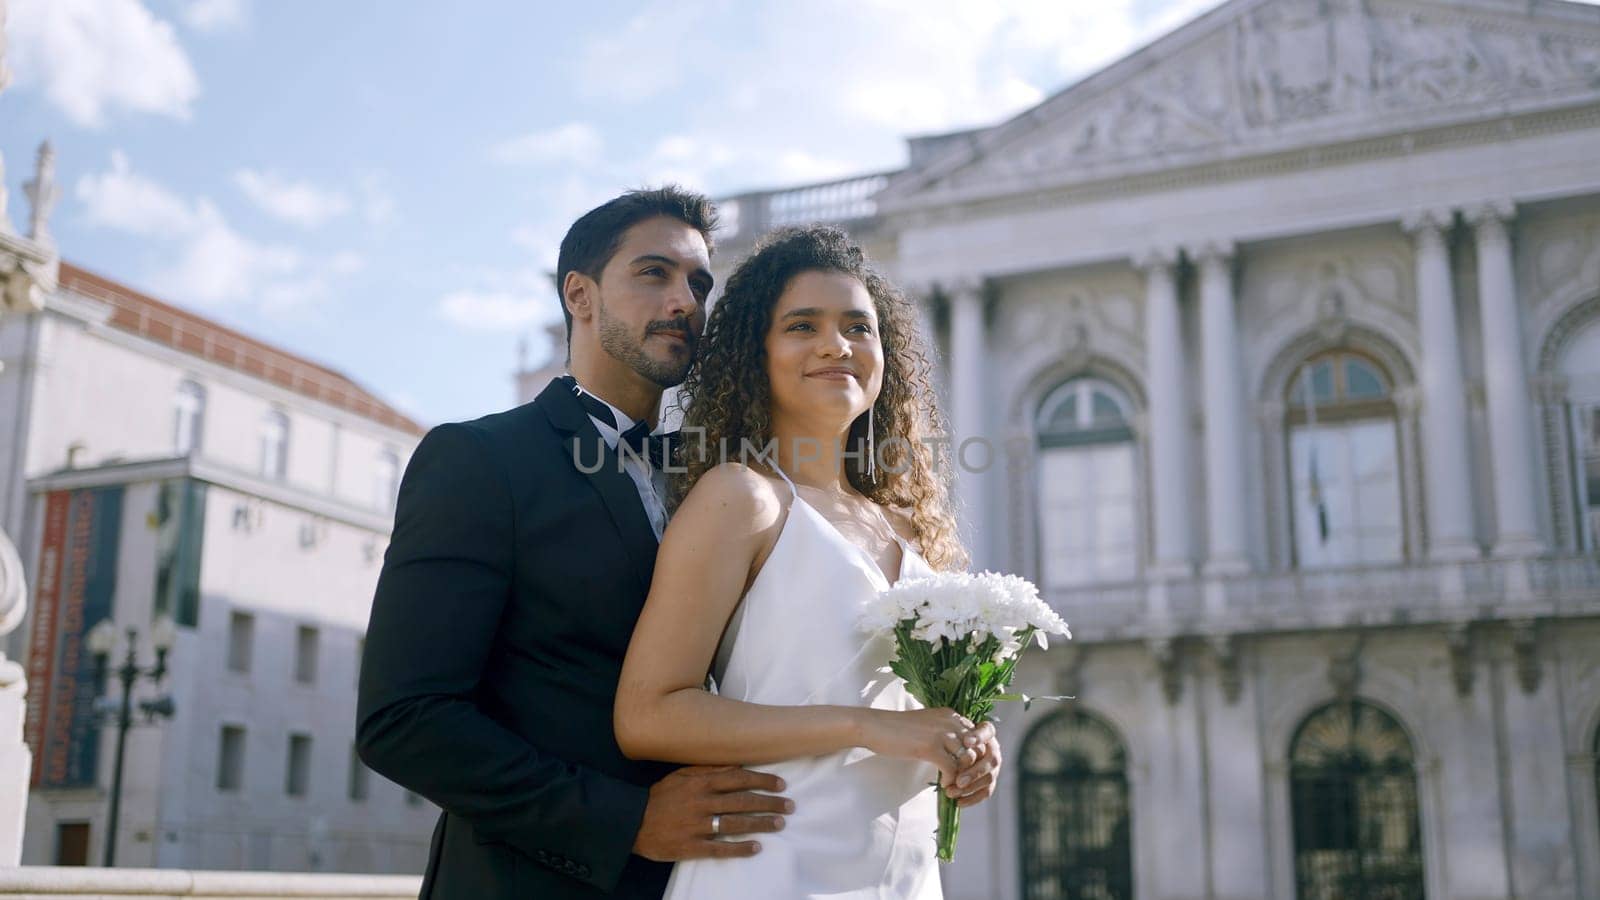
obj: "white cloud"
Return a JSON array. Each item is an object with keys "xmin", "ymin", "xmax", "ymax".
[
  {"xmin": 76, "ymin": 151, "xmax": 199, "ymax": 236},
  {"xmin": 510, "ymin": 225, "xmax": 546, "ymax": 255},
  {"xmin": 75, "ymin": 152, "xmax": 360, "ymax": 315},
  {"xmin": 181, "ymin": 0, "xmax": 248, "ymax": 33},
  {"xmin": 233, "ymin": 169, "xmax": 353, "ymax": 229},
  {"xmin": 560, "ymin": 0, "xmax": 1225, "ymax": 196},
  {"xmin": 438, "ymin": 290, "xmax": 547, "ymax": 332},
  {"xmin": 7, "ymin": 0, "xmax": 199, "ymax": 128},
  {"xmin": 489, "ymin": 123, "xmax": 604, "ymax": 166},
  {"xmin": 504, "ymin": 175, "xmax": 621, "ymax": 270},
  {"xmin": 155, "ymin": 201, "xmax": 303, "ymax": 305}
]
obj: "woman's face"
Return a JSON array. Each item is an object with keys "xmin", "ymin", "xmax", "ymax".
[{"xmin": 763, "ymin": 270, "xmax": 884, "ymax": 433}]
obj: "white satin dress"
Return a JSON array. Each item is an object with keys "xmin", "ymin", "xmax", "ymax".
[{"xmin": 662, "ymin": 467, "xmax": 943, "ymax": 900}]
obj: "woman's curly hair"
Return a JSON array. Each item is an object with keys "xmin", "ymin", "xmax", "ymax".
[{"xmin": 671, "ymin": 224, "xmax": 968, "ymax": 572}]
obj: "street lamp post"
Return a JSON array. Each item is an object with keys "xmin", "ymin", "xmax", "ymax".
[{"xmin": 86, "ymin": 616, "xmax": 176, "ymax": 868}]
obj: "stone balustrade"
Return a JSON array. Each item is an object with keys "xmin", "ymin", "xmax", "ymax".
[
  {"xmin": 1050, "ymin": 554, "xmax": 1600, "ymax": 641},
  {"xmin": 0, "ymin": 866, "xmax": 422, "ymax": 899},
  {"xmin": 717, "ymin": 172, "xmax": 893, "ymax": 243}
]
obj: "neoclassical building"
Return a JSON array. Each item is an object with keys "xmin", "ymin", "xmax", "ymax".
[
  {"xmin": 0, "ymin": 255, "xmax": 434, "ymax": 870},
  {"xmin": 700, "ymin": 0, "xmax": 1600, "ymax": 897}
]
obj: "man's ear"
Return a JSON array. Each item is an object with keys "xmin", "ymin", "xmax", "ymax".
[{"xmin": 563, "ymin": 271, "xmax": 595, "ymax": 324}]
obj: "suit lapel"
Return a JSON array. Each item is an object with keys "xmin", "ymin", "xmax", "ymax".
[{"xmin": 535, "ymin": 379, "xmax": 659, "ymax": 594}]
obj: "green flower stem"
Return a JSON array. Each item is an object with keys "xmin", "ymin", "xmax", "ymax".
[{"xmin": 936, "ymin": 791, "xmax": 961, "ymax": 862}]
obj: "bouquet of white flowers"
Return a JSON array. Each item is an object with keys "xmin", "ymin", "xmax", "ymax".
[{"xmin": 859, "ymin": 570, "xmax": 1070, "ymax": 862}]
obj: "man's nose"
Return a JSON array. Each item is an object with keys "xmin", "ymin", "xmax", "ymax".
[{"xmin": 663, "ymin": 277, "xmax": 697, "ymax": 318}]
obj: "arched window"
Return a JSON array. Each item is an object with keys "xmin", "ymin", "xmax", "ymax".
[
  {"xmin": 1035, "ymin": 378, "xmax": 1139, "ymax": 587},
  {"xmin": 1290, "ymin": 701, "xmax": 1424, "ymax": 899},
  {"xmin": 259, "ymin": 410, "xmax": 290, "ymax": 480},
  {"xmin": 1019, "ymin": 710, "xmax": 1134, "ymax": 900},
  {"xmin": 1557, "ymin": 317, "xmax": 1600, "ymax": 553},
  {"xmin": 1286, "ymin": 352, "xmax": 1404, "ymax": 568},
  {"xmin": 173, "ymin": 380, "xmax": 206, "ymax": 456},
  {"xmin": 375, "ymin": 449, "xmax": 401, "ymax": 513}
]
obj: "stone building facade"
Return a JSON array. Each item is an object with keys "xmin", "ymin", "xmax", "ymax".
[
  {"xmin": 704, "ymin": 1, "xmax": 1600, "ymax": 897},
  {"xmin": 0, "ymin": 260, "xmax": 433, "ymax": 873}
]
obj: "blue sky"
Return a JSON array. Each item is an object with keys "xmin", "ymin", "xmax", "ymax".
[{"xmin": 0, "ymin": 0, "xmax": 1424, "ymax": 424}]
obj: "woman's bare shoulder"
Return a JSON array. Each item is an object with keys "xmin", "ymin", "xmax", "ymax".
[{"xmin": 677, "ymin": 462, "xmax": 789, "ymax": 530}]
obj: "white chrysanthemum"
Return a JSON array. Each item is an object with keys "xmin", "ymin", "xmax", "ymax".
[{"xmin": 861, "ymin": 570, "xmax": 1070, "ymax": 654}]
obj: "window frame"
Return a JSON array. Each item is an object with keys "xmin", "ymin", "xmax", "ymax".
[
  {"xmin": 217, "ymin": 724, "xmax": 246, "ymax": 793},
  {"xmin": 173, "ymin": 380, "xmax": 206, "ymax": 456},
  {"xmin": 258, "ymin": 409, "xmax": 290, "ymax": 481}
]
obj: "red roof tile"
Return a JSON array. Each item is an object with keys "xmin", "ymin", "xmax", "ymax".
[{"xmin": 58, "ymin": 262, "xmax": 425, "ymax": 436}]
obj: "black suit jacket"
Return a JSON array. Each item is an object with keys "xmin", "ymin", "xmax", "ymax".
[{"xmin": 357, "ymin": 379, "xmax": 675, "ymax": 899}]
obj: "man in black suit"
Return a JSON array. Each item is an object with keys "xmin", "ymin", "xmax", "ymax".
[{"xmin": 357, "ymin": 187, "xmax": 791, "ymax": 899}]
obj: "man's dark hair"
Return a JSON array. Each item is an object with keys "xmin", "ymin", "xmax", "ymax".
[{"xmin": 555, "ymin": 186, "xmax": 719, "ymax": 348}]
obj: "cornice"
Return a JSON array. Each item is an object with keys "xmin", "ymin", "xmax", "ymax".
[
  {"xmin": 26, "ymin": 455, "xmax": 395, "ymax": 534},
  {"xmin": 882, "ymin": 100, "xmax": 1600, "ymax": 229}
]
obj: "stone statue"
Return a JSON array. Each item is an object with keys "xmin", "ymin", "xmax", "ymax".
[
  {"xmin": 0, "ymin": 151, "xmax": 10, "ymax": 236},
  {"xmin": 23, "ymin": 141, "xmax": 58, "ymax": 245},
  {"xmin": 0, "ymin": 5, "xmax": 41, "ymax": 862}
]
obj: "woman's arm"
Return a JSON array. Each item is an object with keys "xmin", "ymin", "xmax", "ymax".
[{"xmin": 614, "ymin": 464, "xmax": 974, "ymax": 777}]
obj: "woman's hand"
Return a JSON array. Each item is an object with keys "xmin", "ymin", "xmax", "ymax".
[
  {"xmin": 950, "ymin": 725, "xmax": 1003, "ymax": 808},
  {"xmin": 858, "ymin": 707, "xmax": 984, "ymax": 787}
]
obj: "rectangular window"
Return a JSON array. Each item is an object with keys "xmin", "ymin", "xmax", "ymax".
[
  {"xmin": 286, "ymin": 733, "xmax": 312, "ymax": 797},
  {"xmin": 217, "ymin": 725, "xmax": 245, "ymax": 792},
  {"xmin": 227, "ymin": 611, "xmax": 253, "ymax": 673},
  {"xmin": 1037, "ymin": 444, "xmax": 1139, "ymax": 588},
  {"xmin": 1289, "ymin": 420, "xmax": 1404, "ymax": 569},
  {"xmin": 259, "ymin": 411, "xmax": 290, "ymax": 481},
  {"xmin": 375, "ymin": 450, "xmax": 401, "ymax": 513},
  {"xmin": 295, "ymin": 625, "xmax": 319, "ymax": 684},
  {"xmin": 348, "ymin": 744, "xmax": 369, "ymax": 802}
]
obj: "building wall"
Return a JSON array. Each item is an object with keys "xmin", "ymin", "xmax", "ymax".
[
  {"xmin": 11, "ymin": 284, "xmax": 428, "ymax": 873},
  {"xmin": 0, "ymin": 295, "xmax": 415, "ymax": 533}
]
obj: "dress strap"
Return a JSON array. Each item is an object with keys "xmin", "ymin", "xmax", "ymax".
[{"xmin": 768, "ymin": 463, "xmax": 798, "ymax": 499}]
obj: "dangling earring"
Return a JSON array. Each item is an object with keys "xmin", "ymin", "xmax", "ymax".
[{"xmin": 866, "ymin": 406, "xmax": 877, "ymax": 484}]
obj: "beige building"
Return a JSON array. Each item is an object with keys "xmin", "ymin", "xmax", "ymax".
[
  {"xmin": 0, "ymin": 258, "xmax": 434, "ymax": 873},
  {"xmin": 684, "ymin": 1, "xmax": 1600, "ymax": 897}
]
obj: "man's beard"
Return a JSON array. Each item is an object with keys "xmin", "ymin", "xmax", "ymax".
[{"xmin": 597, "ymin": 300, "xmax": 695, "ymax": 388}]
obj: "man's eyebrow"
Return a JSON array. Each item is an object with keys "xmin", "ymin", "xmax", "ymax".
[{"xmin": 631, "ymin": 255, "xmax": 714, "ymax": 292}]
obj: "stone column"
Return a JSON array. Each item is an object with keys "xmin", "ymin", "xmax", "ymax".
[
  {"xmin": 1467, "ymin": 202, "xmax": 1545, "ymax": 557},
  {"xmin": 1195, "ymin": 241, "xmax": 1250, "ymax": 576},
  {"xmin": 1403, "ymin": 210, "xmax": 1480, "ymax": 560},
  {"xmin": 947, "ymin": 278, "xmax": 987, "ymax": 560},
  {"xmin": 1138, "ymin": 248, "xmax": 1193, "ymax": 577}
]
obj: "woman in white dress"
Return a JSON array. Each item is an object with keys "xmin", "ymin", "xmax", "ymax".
[{"xmin": 613, "ymin": 225, "xmax": 1003, "ymax": 899}]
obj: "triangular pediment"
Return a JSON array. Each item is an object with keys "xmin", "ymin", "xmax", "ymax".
[{"xmin": 882, "ymin": 0, "xmax": 1600, "ymax": 206}]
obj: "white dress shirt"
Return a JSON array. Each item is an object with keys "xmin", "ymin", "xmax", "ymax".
[{"xmin": 569, "ymin": 377, "xmax": 670, "ymax": 540}]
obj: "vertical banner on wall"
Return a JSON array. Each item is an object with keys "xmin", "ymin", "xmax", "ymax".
[
  {"xmin": 154, "ymin": 478, "xmax": 206, "ymax": 628},
  {"xmin": 23, "ymin": 486, "xmax": 124, "ymax": 788}
]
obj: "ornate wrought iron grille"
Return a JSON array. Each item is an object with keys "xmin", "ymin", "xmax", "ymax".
[
  {"xmin": 1020, "ymin": 711, "xmax": 1134, "ymax": 900},
  {"xmin": 1290, "ymin": 701, "xmax": 1425, "ymax": 899}
]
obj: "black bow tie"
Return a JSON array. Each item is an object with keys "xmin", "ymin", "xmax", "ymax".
[{"xmin": 561, "ymin": 375, "xmax": 678, "ymax": 468}]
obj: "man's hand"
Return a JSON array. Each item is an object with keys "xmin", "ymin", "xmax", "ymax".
[
  {"xmin": 633, "ymin": 766, "xmax": 794, "ymax": 861},
  {"xmin": 947, "ymin": 721, "xmax": 1003, "ymax": 808}
]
